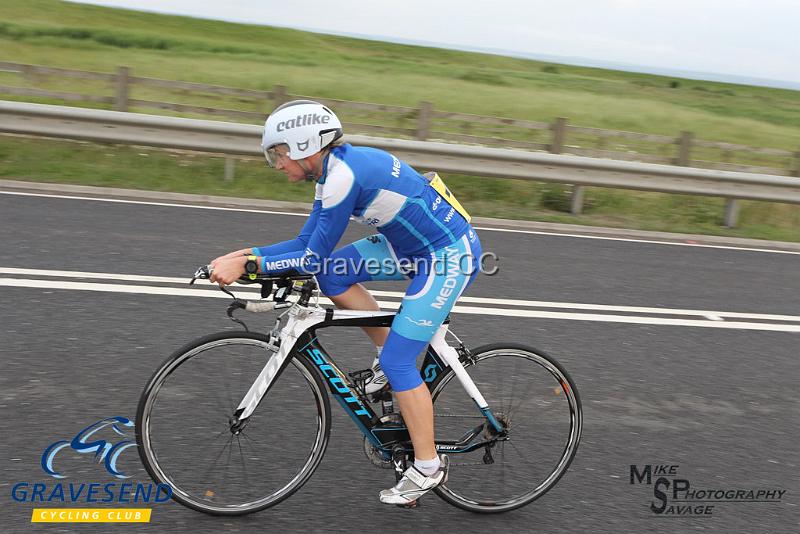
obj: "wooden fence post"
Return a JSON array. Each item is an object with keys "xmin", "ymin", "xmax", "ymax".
[
  {"xmin": 724, "ymin": 199, "xmax": 740, "ymax": 228},
  {"xmin": 549, "ymin": 117, "xmax": 567, "ymax": 154},
  {"xmin": 675, "ymin": 131, "xmax": 693, "ymax": 166},
  {"xmin": 224, "ymin": 158, "xmax": 235, "ymax": 182},
  {"xmin": 115, "ymin": 66, "xmax": 130, "ymax": 112},
  {"xmin": 272, "ymin": 85, "xmax": 287, "ymax": 109},
  {"xmin": 549, "ymin": 118, "xmax": 581, "ymax": 213},
  {"xmin": 570, "ymin": 186, "xmax": 585, "ymax": 216},
  {"xmin": 793, "ymin": 149, "xmax": 800, "ymax": 177},
  {"xmin": 416, "ymin": 101, "xmax": 432, "ymax": 141},
  {"xmin": 21, "ymin": 64, "xmax": 39, "ymax": 85}
]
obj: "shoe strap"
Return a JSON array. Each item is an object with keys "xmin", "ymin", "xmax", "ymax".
[{"xmin": 404, "ymin": 466, "xmax": 428, "ymax": 488}]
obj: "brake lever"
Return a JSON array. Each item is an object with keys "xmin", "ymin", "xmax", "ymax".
[{"xmin": 190, "ymin": 265, "xmax": 212, "ymax": 285}]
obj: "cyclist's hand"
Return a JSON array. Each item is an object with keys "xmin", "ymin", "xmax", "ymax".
[
  {"xmin": 209, "ymin": 255, "xmax": 247, "ymax": 286},
  {"xmin": 210, "ymin": 248, "xmax": 252, "ymax": 268}
]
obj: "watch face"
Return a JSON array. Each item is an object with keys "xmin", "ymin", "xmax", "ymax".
[{"xmin": 245, "ymin": 260, "xmax": 258, "ymax": 274}]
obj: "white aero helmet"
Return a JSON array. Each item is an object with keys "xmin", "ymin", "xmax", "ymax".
[{"xmin": 261, "ymin": 99, "xmax": 343, "ymax": 167}]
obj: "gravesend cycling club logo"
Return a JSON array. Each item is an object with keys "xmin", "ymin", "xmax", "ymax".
[
  {"xmin": 630, "ymin": 464, "xmax": 786, "ymax": 517},
  {"xmin": 42, "ymin": 417, "xmax": 137, "ymax": 479},
  {"xmin": 11, "ymin": 416, "xmax": 172, "ymax": 519}
]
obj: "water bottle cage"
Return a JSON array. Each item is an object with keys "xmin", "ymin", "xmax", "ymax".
[{"xmin": 347, "ymin": 368, "xmax": 375, "ymax": 396}]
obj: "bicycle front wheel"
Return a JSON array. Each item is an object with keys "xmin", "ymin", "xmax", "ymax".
[
  {"xmin": 431, "ymin": 343, "xmax": 582, "ymax": 513},
  {"xmin": 136, "ymin": 332, "xmax": 331, "ymax": 515}
]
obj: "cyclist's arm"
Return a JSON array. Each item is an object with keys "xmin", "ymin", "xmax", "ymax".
[
  {"xmin": 258, "ymin": 172, "xmax": 357, "ymax": 275},
  {"xmin": 210, "ymin": 247, "xmax": 253, "ymax": 266}
]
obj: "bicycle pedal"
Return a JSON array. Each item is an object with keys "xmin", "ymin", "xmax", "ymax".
[
  {"xmin": 396, "ymin": 499, "xmax": 420, "ymax": 509},
  {"xmin": 369, "ymin": 384, "xmax": 392, "ymax": 404}
]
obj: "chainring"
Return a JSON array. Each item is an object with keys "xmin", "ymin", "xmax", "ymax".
[{"xmin": 363, "ymin": 437, "xmax": 393, "ymax": 469}]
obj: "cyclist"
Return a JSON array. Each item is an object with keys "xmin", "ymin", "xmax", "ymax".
[{"xmin": 210, "ymin": 100, "xmax": 481, "ymax": 505}]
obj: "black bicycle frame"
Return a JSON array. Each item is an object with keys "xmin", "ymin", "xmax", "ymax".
[{"xmin": 289, "ymin": 314, "xmax": 500, "ymax": 455}]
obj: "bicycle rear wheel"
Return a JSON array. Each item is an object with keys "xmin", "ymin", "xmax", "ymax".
[
  {"xmin": 431, "ymin": 343, "xmax": 582, "ymax": 513},
  {"xmin": 136, "ymin": 332, "xmax": 331, "ymax": 515}
]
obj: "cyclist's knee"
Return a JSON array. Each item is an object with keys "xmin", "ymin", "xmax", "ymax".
[
  {"xmin": 316, "ymin": 270, "xmax": 350, "ymax": 297},
  {"xmin": 379, "ymin": 331, "xmax": 427, "ymax": 392},
  {"xmin": 315, "ymin": 243, "xmax": 365, "ymax": 296}
]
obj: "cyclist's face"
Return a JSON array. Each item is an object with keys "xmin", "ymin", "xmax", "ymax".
[
  {"xmin": 267, "ymin": 145, "xmax": 305, "ymax": 182},
  {"xmin": 277, "ymin": 156, "xmax": 307, "ymax": 183},
  {"xmin": 268, "ymin": 145, "xmax": 322, "ymax": 183}
]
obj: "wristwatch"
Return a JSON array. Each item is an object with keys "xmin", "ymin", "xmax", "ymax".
[{"xmin": 244, "ymin": 255, "xmax": 259, "ymax": 280}]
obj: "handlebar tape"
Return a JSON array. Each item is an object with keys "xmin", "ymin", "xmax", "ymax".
[{"xmin": 244, "ymin": 301, "xmax": 277, "ymax": 313}]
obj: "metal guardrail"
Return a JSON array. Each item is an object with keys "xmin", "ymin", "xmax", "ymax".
[{"xmin": 2, "ymin": 101, "xmax": 799, "ymax": 227}]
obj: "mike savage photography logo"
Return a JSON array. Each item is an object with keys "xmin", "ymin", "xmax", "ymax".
[
  {"xmin": 630, "ymin": 464, "xmax": 786, "ymax": 517},
  {"xmin": 11, "ymin": 416, "xmax": 172, "ymax": 523}
]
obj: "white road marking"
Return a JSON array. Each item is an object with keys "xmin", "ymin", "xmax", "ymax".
[
  {"xmin": 473, "ymin": 226, "xmax": 800, "ymax": 255},
  {"xmin": 448, "ymin": 304, "xmax": 800, "ymax": 332},
  {"xmin": 449, "ymin": 295, "xmax": 800, "ymax": 322},
  {"xmin": 0, "ymin": 190, "xmax": 308, "ymax": 217},
  {"xmin": 2, "ymin": 276, "xmax": 799, "ymax": 333},
  {"xmin": 3, "ymin": 190, "xmax": 799, "ymax": 255},
  {"xmin": 0, "ymin": 267, "xmax": 187, "ymax": 284},
  {"xmin": 3, "ymin": 267, "xmax": 799, "ymax": 323},
  {"xmin": 0, "ymin": 278, "xmax": 225, "ymax": 298}
]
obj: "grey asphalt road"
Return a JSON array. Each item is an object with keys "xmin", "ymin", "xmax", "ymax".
[{"xmin": 1, "ymin": 192, "xmax": 798, "ymax": 533}]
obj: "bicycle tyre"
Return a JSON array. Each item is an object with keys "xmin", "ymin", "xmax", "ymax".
[
  {"xmin": 135, "ymin": 331, "xmax": 331, "ymax": 515},
  {"xmin": 431, "ymin": 342, "xmax": 582, "ymax": 513}
]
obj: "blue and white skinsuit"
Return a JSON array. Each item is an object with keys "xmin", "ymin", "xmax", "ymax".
[{"xmin": 252, "ymin": 143, "xmax": 481, "ymax": 392}]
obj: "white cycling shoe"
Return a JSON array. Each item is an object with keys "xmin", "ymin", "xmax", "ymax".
[{"xmin": 379, "ymin": 455, "xmax": 449, "ymax": 505}]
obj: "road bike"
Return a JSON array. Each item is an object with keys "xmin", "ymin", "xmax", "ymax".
[{"xmin": 135, "ymin": 268, "xmax": 582, "ymax": 514}]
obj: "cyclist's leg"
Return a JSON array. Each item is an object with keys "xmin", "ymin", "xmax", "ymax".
[
  {"xmin": 382, "ymin": 230, "xmax": 482, "ymax": 384},
  {"xmin": 379, "ymin": 230, "xmax": 481, "ymax": 503},
  {"xmin": 381, "ymin": 233, "xmax": 481, "ymax": 441}
]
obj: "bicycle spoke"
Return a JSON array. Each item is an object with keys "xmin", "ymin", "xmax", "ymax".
[
  {"xmin": 208, "ymin": 375, "xmax": 231, "ymax": 415},
  {"xmin": 236, "ymin": 436, "xmax": 251, "ymax": 489},
  {"xmin": 239, "ymin": 431, "xmax": 260, "ymax": 444},
  {"xmin": 500, "ymin": 443, "xmax": 506, "ymax": 490},
  {"xmin": 223, "ymin": 351, "xmax": 235, "ymax": 411},
  {"xmin": 239, "ymin": 432, "xmax": 261, "ymax": 459},
  {"xmin": 202, "ymin": 435, "xmax": 235, "ymax": 499},
  {"xmin": 506, "ymin": 439, "xmax": 540, "ymax": 468},
  {"xmin": 506, "ymin": 391, "xmax": 537, "ymax": 420},
  {"xmin": 506, "ymin": 356, "xmax": 520, "ymax": 417}
]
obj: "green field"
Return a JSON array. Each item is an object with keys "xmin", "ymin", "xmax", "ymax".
[{"xmin": 1, "ymin": 0, "xmax": 799, "ymax": 240}]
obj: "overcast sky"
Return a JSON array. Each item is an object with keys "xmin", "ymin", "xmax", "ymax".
[{"xmin": 71, "ymin": 1, "xmax": 800, "ymax": 86}]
